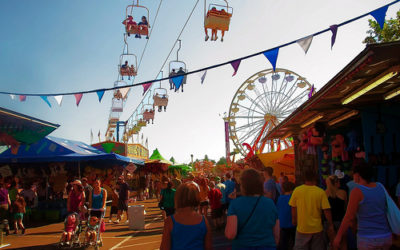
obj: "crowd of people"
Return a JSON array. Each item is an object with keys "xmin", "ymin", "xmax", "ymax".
[{"xmin": 158, "ymin": 163, "xmax": 400, "ymax": 250}]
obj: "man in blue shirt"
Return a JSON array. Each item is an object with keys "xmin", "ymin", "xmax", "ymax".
[
  {"xmin": 223, "ymin": 173, "xmax": 235, "ymax": 210},
  {"xmin": 262, "ymin": 166, "xmax": 278, "ymax": 203},
  {"xmin": 276, "ymin": 181, "xmax": 296, "ymax": 250}
]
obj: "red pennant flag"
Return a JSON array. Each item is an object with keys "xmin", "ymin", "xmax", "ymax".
[
  {"xmin": 142, "ymin": 82, "xmax": 152, "ymax": 95},
  {"xmin": 19, "ymin": 95, "xmax": 26, "ymax": 102},
  {"xmin": 74, "ymin": 93, "xmax": 83, "ymax": 106}
]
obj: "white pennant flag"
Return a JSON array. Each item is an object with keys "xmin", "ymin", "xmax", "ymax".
[
  {"xmin": 297, "ymin": 35, "xmax": 313, "ymax": 54},
  {"xmin": 10, "ymin": 94, "xmax": 16, "ymax": 100},
  {"xmin": 119, "ymin": 87, "xmax": 131, "ymax": 99},
  {"xmin": 54, "ymin": 95, "xmax": 63, "ymax": 106},
  {"xmin": 198, "ymin": 70, "xmax": 207, "ymax": 84}
]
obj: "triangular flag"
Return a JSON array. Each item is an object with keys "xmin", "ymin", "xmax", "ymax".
[
  {"xmin": 142, "ymin": 82, "xmax": 152, "ymax": 95},
  {"xmin": 90, "ymin": 129, "xmax": 93, "ymax": 144},
  {"xmin": 329, "ymin": 25, "xmax": 338, "ymax": 49},
  {"xmin": 230, "ymin": 60, "xmax": 241, "ymax": 76},
  {"xmin": 370, "ymin": 6, "xmax": 388, "ymax": 30},
  {"xmin": 200, "ymin": 70, "xmax": 207, "ymax": 84},
  {"xmin": 40, "ymin": 96, "xmax": 51, "ymax": 108},
  {"xmin": 19, "ymin": 95, "xmax": 26, "ymax": 102},
  {"xmin": 74, "ymin": 93, "xmax": 83, "ymax": 106},
  {"xmin": 297, "ymin": 35, "xmax": 313, "ymax": 54},
  {"xmin": 54, "ymin": 95, "xmax": 63, "ymax": 106},
  {"xmin": 96, "ymin": 90, "xmax": 105, "ymax": 102},
  {"xmin": 263, "ymin": 48, "xmax": 279, "ymax": 71},
  {"xmin": 10, "ymin": 94, "xmax": 15, "ymax": 100},
  {"xmin": 172, "ymin": 75, "xmax": 184, "ymax": 90},
  {"xmin": 119, "ymin": 87, "xmax": 130, "ymax": 99}
]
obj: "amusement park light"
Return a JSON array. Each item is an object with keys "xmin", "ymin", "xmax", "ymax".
[
  {"xmin": 384, "ymin": 86, "xmax": 400, "ymax": 100},
  {"xmin": 342, "ymin": 71, "xmax": 398, "ymax": 105},
  {"xmin": 300, "ymin": 115, "xmax": 323, "ymax": 128},
  {"xmin": 328, "ymin": 110, "xmax": 359, "ymax": 126}
]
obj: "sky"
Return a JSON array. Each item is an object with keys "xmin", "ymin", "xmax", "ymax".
[{"xmin": 0, "ymin": 0, "xmax": 399, "ymax": 164}]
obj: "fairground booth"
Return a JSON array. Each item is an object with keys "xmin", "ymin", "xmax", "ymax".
[{"xmin": 266, "ymin": 41, "xmax": 400, "ymax": 193}]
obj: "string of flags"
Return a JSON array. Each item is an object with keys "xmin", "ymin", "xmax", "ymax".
[{"xmin": 1, "ymin": 0, "xmax": 398, "ymax": 109}]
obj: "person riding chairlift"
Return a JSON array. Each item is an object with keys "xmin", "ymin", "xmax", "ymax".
[
  {"xmin": 169, "ymin": 69, "xmax": 176, "ymax": 90},
  {"xmin": 122, "ymin": 15, "xmax": 137, "ymax": 37},
  {"xmin": 176, "ymin": 67, "xmax": 185, "ymax": 93},
  {"xmin": 138, "ymin": 16, "xmax": 149, "ymax": 39},
  {"xmin": 205, "ymin": 7, "xmax": 228, "ymax": 42},
  {"xmin": 121, "ymin": 61, "xmax": 129, "ymax": 80}
]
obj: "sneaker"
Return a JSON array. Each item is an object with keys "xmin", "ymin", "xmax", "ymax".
[
  {"xmin": 221, "ymin": 37, "xmax": 224, "ymax": 42},
  {"xmin": 146, "ymin": 36, "xmax": 149, "ymax": 39},
  {"xmin": 135, "ymin": 34, "xmax": 139, "ymax": 38},
  {"xmin": 205, "ymin": 35, "xmax": 209, "ymax": 41},
  {"xmin": 214, "ymin": 36, "xmax": 218, "ymax": 41}
]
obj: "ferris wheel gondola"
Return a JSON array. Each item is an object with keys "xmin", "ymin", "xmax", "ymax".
[
  {"xmin": 169, "ymin": 40, "xmax": 187, "ymax": 92},
  {"xmin": 124, "ymin": 1, "xmax": 150, "ymax": 39},
  {"xmin": 204, "ymin": 0, "xmax": 233, "ymax": 42}
]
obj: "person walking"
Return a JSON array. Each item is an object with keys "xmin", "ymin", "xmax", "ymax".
[
  {"xmin": 160, "ymin": 182, "xmax": 212, "ymax": 250},
  {"xmin": 160, "ymin": 181, "xmax": 176, "ymax": 218},
  {"xmin": 224, "ymin": 173, "xmax": 235, "ymax": 210},
  {"xmin": 116, "ymin": 176, "xmax": 129, "ymax": 224},
  {"xmin": 67, "ymin": 180, "xmax": 85, "ymax": 214},
  {"xmin": 198, "ymin": 178, "xmax": 209, "ymax": 216},
  {"xmin": 289, "ymin": 168, "xmax": 334, "ymax": 250},
  {"xmin": 325, "ymin": 175, "xmax": 347, "ymax": 250},
  {"xmin": 276, "ymin": 181, "xmax": 296, "ymax": 250},
  {"xmin": 12, "ymin": 193, "xmax": 26, "ymax": 234},
  {"xmin": 225, "ymin": 168, "xmax": 280, "ymax": 249},
  {"xmin": 89, "ymin": 178, "xmax": 107, "ymax": 218},
  {"xmin": 262, "ymin": 167, "xmax": 279, "ymax": 203},
  {"xmin": 333, "ymin": 164, "xmax": 392, "ymax": 250},
  {"xmin": 208, "ymin": 181, "xmax": 223, "ymax": 230},
  {"xmin": 0, "ymin": 181, "xmax": 10, "ymax": 235}
]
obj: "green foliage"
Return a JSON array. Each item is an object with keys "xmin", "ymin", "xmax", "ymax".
[
  {"xmin": 169, "ymin": 157, "xmax": 175, "ymax": 164},
  {"xmin": 204, "ymin": 154, "xmax": 209, "ymax": 161},
  {"xmin": 364, "ymin": 10, "xmax": 400, "ymax": 44},
  {"xmin": 216, "ymin": 157, "xmax": 227, "ymax": 166}
]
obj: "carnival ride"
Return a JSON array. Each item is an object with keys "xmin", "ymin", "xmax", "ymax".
[
  {"xmin": 124, "ymin": 1, "xmax": 150, "ymax": 39},
  {"xmin": 227, "ymin": 68, "xmax": 313, "ymax": 158},
  {"xmin": 204, "ymin": 0, "xmax": 233, "ymax": 42}
]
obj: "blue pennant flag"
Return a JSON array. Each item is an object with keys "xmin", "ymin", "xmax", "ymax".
[
  {"xmin": 96, "ymin": 90, "xmax": 105, "ymax": 102},
  {"xmin": 370, "ymin": 6, "xmax": 388, "ymax": 30},
  {"xmin": 263, "ymin": 48, "xmax": 279, "ymax": 71},
  {"xmin": 172, "ymin": 75, "xmax": 184, "ymax": 90},
  {"xmin": 40, "ymin": 96, "xmax": 51, "ymax": 108}
]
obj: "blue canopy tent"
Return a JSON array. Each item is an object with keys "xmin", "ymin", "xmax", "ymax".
[{"xmin": 0, "ymin": 136, "xmax": 144, "ymax": 166}]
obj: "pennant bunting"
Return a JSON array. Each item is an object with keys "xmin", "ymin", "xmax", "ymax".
[
  {"xmin": 297, "ymin": 35, "xmax": 313, "ymax": 54},
  {"xmin": 119, "ymin": 87, "xmax": 130, "ymax": 99},
  {"xmin": 263, "ymin": 48, "xmax": 279, "ymax": 71},
  {"xmin": 172, "ymin": 75, "xmax": 184, "ymax": 90},
  {"xmin": 329, "ymin": 25, "xmax": 338, "ymax": 49},
  {"xmin": 54, "ymin": 95, "xmax": 63, "ymax": 106},
  {"xmin": 19, "ymin": 95, "xmax": 26, "ymax": 102},
  {"xmin": 90, "ymin": 129, "xmax": 93, "ymax": 144},
  {"xmin": 40, "ymin": 96, "xmax": 52, "ymax": 108},
  {"xmin": 142, "ymin": 82, "xmax": 152, "ymax": 95},
  {"xmin": 96, "ymin": 90, "xmax": 105, "ymax": 102},
  {"xmin": 308, "ymin": 84, "xmax": 315, "ymax": 99},
  {"xmin": 230, "ymin": 60, "xmax": 241, "ymax": 76},
  {"xmin": 200, "ymin": 70, "xmax": 207, "ymax": 84},
  {"xmin": 370, "ymin": 6, "xmax": 388, "ymax": 30},
  {"xmin": 9, "ymin": 94, "xmax": 15, "ymax": 100},
  {"xmin": 74, "ymin": 93, "xmax": 83, "ymax": 107}
]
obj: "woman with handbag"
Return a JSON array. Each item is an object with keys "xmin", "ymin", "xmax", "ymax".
[
  {"xmin": 225, "ymin": 168, "xmax": 280, "ymax": 250},
  {"xmin": 333, "ymin": 163, "xmax": 392, "ymax": 250}
]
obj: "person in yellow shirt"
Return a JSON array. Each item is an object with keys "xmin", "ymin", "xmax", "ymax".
[{"xmin": 289, "ymin": 168, "xmax": 334, "ymax": 250}]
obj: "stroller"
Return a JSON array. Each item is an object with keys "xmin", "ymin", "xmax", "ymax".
[
  {"xmin": 84, "ymin": 208, "xmax": 105, "ymax": 249},
  {"xmin": 58, "ymin": 212, "xmax": 81, "ymax": 248}
]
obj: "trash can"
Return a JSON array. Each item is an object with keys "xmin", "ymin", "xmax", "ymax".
[{"xmin": 128, "ymin": 205, "xmax": 145, "ymax": 230}]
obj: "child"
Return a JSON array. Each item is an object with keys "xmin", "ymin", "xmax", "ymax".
[
  {"xmin": 208, "ymin": 181, "xmax": 223, "ymax": 230},
  {"xmin": 12, "ymin": 193, "xmax": 26, "ymax": 235},
  {"xmin": 86, "ymin": 216, "xmax": 99, "ymax": 245},
  {"xmin": 109, "ymin": 188, "xmax": 119, "ymax": 223},
  {"xmin": 61, "ymin": 213, "xmax": 78, "ymax": 246},
  {"xmin": 276, "ymin": 181, "xmax": 296, "ymax": 250}
]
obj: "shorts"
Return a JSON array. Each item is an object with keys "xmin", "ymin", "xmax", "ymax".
[
  {"xmin": 200, "ymin": 201, "xmax": 209, "ymax": 207},
  {"xmin": 211, "ymin": 208, "xmax": 223, "ymax": 219},
  {"xmin": 164, "ymin": 207, "xmax": 175, "ymax": 217},
  {"xmin": 118, "ymin": 200, "xmax": 128, "ymax": 211},
  {"xmin": 110, "ymin": 206, "xmax": 118, "ymax": 215},
  {"xmin": 14, "ymin": 213, "xmax": 24, "ymax": 220},
  {"xmin": 357, "ymin": 235, "xmax": 392, "ymax": 250}
]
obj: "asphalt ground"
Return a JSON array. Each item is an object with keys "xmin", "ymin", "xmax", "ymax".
[{"xmin": 2, "ymin": 199, "xmax": 232, "ymax": 250}]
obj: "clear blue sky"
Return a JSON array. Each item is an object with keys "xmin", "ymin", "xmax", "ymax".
[{"xmin": 1, "ymin": 0, "xmax": 399, "ymax": 163}]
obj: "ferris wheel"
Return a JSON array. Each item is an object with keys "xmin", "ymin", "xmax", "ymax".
[{"xmin": 228, "ymin": 68, "xmax": 313, "ymax": 157}]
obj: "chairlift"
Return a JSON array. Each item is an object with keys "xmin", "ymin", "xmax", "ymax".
[
  {"xmin": 136, "ymin": 114, "xmax": 147, "ymax": 127},
  {"xmin": 111, "ymin": 98, "xmax": 124, "ymax": 112},
  {"xmin": 153, "ymin": 88, "xmax": 168, "ymax": 112},
  {"xmin": 124, "ymin": 1, "xmax": 150, "ymax": 39},
  {"xmin": 113, "ymin": 80, "xmax": 130, "ymax": 100},
  {"xmin": 119, "ymin": 36, "xmax": 138, "ymax": 80},
  {"xmin": 204, "ymin": 0, "xmax": 233, "ymax": 42},
  {"xmin": 142, "ymin": 104, "xmax": 155, "ymax": 124},
  {"xmin": 169, "ymin": 40, "xmax": 187, "ymax": 92}
]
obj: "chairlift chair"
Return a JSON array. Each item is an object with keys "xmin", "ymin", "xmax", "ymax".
[
  {"xmin": 119, "ymin": 53, "xmax": 138, "ymax": 80},
  {"xmin": 142, "ymin": 104, "xmax": 155, "ymax": 124},
  {"xmin": 113, "ymin": 80, "xmax": 130, "ymax": 100},
  {"xmin": 204, "ymin": 0, "xmax": 233, "ymax": 42},
  {"xmin": 169, "ymin": 40, "xmax": 187, "ymax": 92},
  {"xmin": 124, "ymin": 1, "xmax": 150, "ymax": 39},
  {"xmin": 137, "ymin": 114, "xmax": 147, "ymax": 127},
  {"xmin": 153, "ymin": 88, "xmax": 168, "ymax": 112}
]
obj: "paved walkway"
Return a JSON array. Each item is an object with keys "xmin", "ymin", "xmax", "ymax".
[{"xmin": 2, "ymin": 199, "xmax": 232, "ymax": 250}]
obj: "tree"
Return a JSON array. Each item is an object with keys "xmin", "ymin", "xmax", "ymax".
[
  {"xmin": 204, "ymin": 155, "xmax": 209, "ymax": 162},
  {"xmin": 216, "ymin": 157, "xmax": 227, "ymax": 166},
  {"xmin": 169, "ymin": 157, "xmax": 175, "ymax": 164},
  {"xmin": 363, "ymin": 10, "xmax": 400, "ymax": 44}
]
